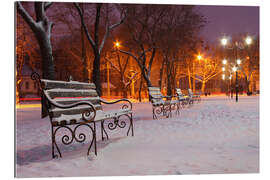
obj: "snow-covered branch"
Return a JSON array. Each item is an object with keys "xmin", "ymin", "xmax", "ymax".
[{"xmin": 16, "ymin": 2, "xmax": 37, "ymax": 31}]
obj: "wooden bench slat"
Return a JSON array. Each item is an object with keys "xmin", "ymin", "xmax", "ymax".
[
  {"xmin": 148, "ymin": 87, "xmax": 161, "ymax": 91},
  {"xmin": 45, "ymin": 89, "xmax": 98, "ymax": 99},
  {"xmin": 54, "ymin": 97, "xmax": 100, "ymax": 105},
  {"xmin": 41, "ymin": 79, "xmax": 96, "ymax": 90}
]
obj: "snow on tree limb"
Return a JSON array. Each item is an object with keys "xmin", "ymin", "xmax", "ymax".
[
  {"xmin": 16, "ymin": 2, "xmax": 37, "ymax": 31},
  {"xmin": 44, "ymin": 2, "xmax": 53, "ymax": 11}
]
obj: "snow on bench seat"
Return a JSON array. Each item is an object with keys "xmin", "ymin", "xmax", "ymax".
[{"xmin": 52, "ymin": 109, "xmax": 132, "ymax": 126}]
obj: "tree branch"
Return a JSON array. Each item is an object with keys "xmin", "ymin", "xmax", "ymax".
[
  {"xmin": 35, "ymin": 2, "xmax": 45, "ymax": 22},
  {"xmin": 74, "ymin": 3, "xmax": 96, "ymax": 49},
  {"xmin": 44, "ymin": 2, "xmax": 53, "ymax": 11},
  {"xmin": 104, "ymin": 56, "xmax": 121, "ymax": 73},
  {"xmin": 94, "ymin": 4, "xmax": 102, "ymax": 49},
  {"xmin": 16, "ymin": 2, "xmax": 37, "ymax": 31}
]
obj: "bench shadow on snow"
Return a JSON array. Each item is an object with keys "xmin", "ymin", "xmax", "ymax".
[{"xmin": 16, "ymin": 136, "xmax": 125, "ymax": 166}]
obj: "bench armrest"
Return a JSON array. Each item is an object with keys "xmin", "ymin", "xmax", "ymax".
[{"xmin": 100, "ymin": 98, "xmax": 133, "ymax": 111}]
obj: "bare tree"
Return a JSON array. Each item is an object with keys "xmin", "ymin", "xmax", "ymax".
[
  {"xmin": 240, "ymin": 36, "xmax": 259, "ymax": 94},
  {"xmin": 104, "ymin": 48, "xmax": 139, "ymax": 98},
  {"xmin": 74, "ymin": 3, "xmax": 126, "ymax": 96},
  {"xmin": 16, "ymin": 2, "xmax": 55, "ymax": 79},
  {"xmin": 118, "ymin": 4, "xmax": 168, "ymax": 88},
  {"xmin": 158, "ymin": 6, "xmax": 206, "ymax": 95}
]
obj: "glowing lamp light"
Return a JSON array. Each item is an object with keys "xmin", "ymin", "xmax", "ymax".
[
  {"xmin": 222, "ymin": 67, "xmax": 225, "ymax": 71},
  {"xmin": 222, "ymin": 59, "xmax": 227, "ymax": 65},
  {"xmin": 236, "ymin": 59, "xmax": 241, "ymax": 65},
  {"xmin": 115, "ymin": 41, "xmax": 120, "ymax": 48},
  {"xmin": 222, "ymin": 74, "xmax": 225, "ymax": 80},
  {"xmin": 232, "ymin": 66, "xmax": 237, "ymax": 72},
  {"xmin": 221, "ymin": 38, "xmax": 228, "ymax": 46},
  {"xmin": 229, "ymin": 75, "xmax": 232, "ymax": 80},
  {"xmin": 197, "ymin": 55, "xmax": 202, "ymax": 60},
  {"xmin": 245, "ymin": 36, "xmax": 252, "ymax": 45}
]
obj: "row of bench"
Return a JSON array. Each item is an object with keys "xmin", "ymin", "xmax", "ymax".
[
  {"xmin": 31, "ymin": 72, "xmax": 201, "ymax": 158},
  {"xmin": 148, "ymin": 87, "xmax": 201, "ymax": 119}
]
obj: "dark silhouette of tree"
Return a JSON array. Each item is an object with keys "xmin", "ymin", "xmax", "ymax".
[
  {"xmin": 16, "ymin": 2, "xmax": 55, "ymax": 79},
  {"xmin": 74, "ymin": 3, "xmax": 126, "ymax": 96}
]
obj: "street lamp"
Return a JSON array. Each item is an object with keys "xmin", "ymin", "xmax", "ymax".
[
  {"xmin": 222, "ymin": 74, "xmax": 225, "ymax": 80},
  {"xmin": 245, "ymin": 36, "xmax": 252, "ymax": 45},
  {"xmin": 221, "ymin": 37, "xmax": 228, "ymax": 46},
  {"xmin": 232, "ymin": 66, "xmax": 237, "ymax": 72},
  {"xmin": 197, "ymin": 54, "xmax": 202, "ymax": 61},
  {"xmin": 114, "ymin": 41, "xmax": 120, "ymax": 48},
  {"xmin": 220, "ymin": 35, "xmax": 252, "ymax": 102}
]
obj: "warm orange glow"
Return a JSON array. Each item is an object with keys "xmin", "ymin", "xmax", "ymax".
[
  {"xmin": 197, "ymin": 54, "xmax": 202, "ymax": 60},
  {"xmin": 16, "ymin": 104, "xmax": 41, "ymax": 109},
  {"xmin": 114, "ymin": 41, "xmax": 120, "ymax": 48}
]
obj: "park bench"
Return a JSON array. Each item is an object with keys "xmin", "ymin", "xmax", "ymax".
[
  {"xmin": 148, "ymin": 87, "xmax": 178, "ymax": 119},
  {"xmin": 31, "ymin": 72, "xmax": 134, "ymax": 158},
  {"xmin": 188, "ymin": 89, "xmax": 201, "ymax": 103},
  {"xmin": 175, "ymin": 88, "xmax": 191, "ymax": 108}
]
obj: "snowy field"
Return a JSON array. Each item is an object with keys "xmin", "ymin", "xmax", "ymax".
[{"xmin": 15, "ymin": 96, "xmax": 259, "ymax": 177}]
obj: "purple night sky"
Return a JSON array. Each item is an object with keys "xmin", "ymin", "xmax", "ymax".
[{"xmin": 197, "ymin": 5, "xmax": 259, "ymax": 43}]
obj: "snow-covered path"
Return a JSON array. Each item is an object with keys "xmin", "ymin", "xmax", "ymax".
[{"xmin": 16, "ymin": 96, "xmax": 259, "ymax": 177}]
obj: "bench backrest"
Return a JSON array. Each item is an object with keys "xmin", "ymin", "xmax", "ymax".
[
  {"xmin": 175, "ymin": 88, "xmax": 184, "ymax": 97},
  {"xmin": 148, "ymin": 87, "xmax": 164, "ymax": 104},
  {"xmin": 188, "ymin": 89, "xmax": 193, "ymax": 96},
  {"xmin": 41, "ymin": 79, "xmax": 102, "ymax": 119}
]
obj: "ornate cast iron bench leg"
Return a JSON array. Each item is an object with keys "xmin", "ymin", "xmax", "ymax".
[
  {"xmin": 127, "ymin": 113, "xmax": 134, "ymax": 136},
  {"xmin": 51, "ymin": 123, "xmax": 97, "ymax": 158},
  {"xmin": 152, "ymin": 106, "xmax": 157, "ymax": 120},
  {"xmin": 101, "ymin": 120, "xmax": 109, "ymax": 141}
]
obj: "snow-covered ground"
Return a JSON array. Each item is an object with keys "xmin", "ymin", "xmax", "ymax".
[{"xmin": 15, "ymin": 96, "xmax": 259, "ymax": 177}]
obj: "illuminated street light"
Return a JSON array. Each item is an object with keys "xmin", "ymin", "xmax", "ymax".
[
  {"xmin": 232, "ymin": 66, "xmax": 237, "ymax": 72},
  {"xmin": 236, "ymin": 59, "xmax": 241, "ymax": 65},
  {"xmin": 229, "ymin": 75, "xmax": 232, "ymax": 80},
  {"xmin": 245, "ymin": 36, "xmax": 252, "ymax": 45},
  {"xmin": 222, "ymin": 59, "xmax": 227, "ymax": 65},
  {"xmin": 197, "ymin": 54, "xmax": 202, "ymax": 60},
  {"xmin": 222, "ymin": 74, "xmax": 225, "ymax": 80},
  {"xmin": 222, "ymin": 67, "xmax": 225, "ymax": 71},
  {"xmin": 221, "ymin": 38, "xmax": 228, "ymax": 46},
  {"xmin": 114, "ymin": 41, "xmax": 120, "ymax": 48}
]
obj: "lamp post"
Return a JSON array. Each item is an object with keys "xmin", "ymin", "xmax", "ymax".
[
  {"xmin": 220, "ymin": 36, "xmax": 252, "ymax": 102},
  {"xmin": 193, "ymin": 54, "xmax": 203, "ymax": 93},
  {"xmin": 221, "ymin": 64, "xmax": 233, "ymax": 99}
]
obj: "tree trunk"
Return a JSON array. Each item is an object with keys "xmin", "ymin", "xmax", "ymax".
[
  {"xmin": 201, "ymin": 81, "xmax": 206, "ymax": 93},
  {"xmin": 80, "ymin": 5, "xmax": 88, "ymax": 82},
  {"xmin": 159, "ymin": 62, "xmax": 165, "ymax": 89},
  {"xmin": 92, "ymin": 52, "xmax": 102, "ymax": 96},
  {"xmin": 36, "ymin": 32, "xmax": 55, "ymax": 80},
  {"xmin": 16, "ymin": 2, "xmax": 55, "ymax": 80},
  {"xmin": 138, "ymin": 75, "xmax": 143, "ymax": 102},
  {"xmin": 244, "ymin": 76, "xmax": 251, "ymax": 95},
  {"xmin": 188, "ymin": 68, "xmax": 192, "ymax": 89},
  {"xmin": 166, "ymin": 62, "xmax": 172, "ymax": 96}
]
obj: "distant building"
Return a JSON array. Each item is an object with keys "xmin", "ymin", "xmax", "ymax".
[{"xmin": 19, "ymin": 63, "xmax": 39, "ymax": 98}]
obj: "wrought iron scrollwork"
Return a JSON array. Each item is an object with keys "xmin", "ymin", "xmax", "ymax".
[
  {"xmin": 31, "ymin": 72, "xmax": 42, "ymax": 93},
  {"xmin": 51, "ymin": 123, "xmax": 96, "ymax": 158},
  {"xmin": 108, "ymin": 117, "xmax": 127, "ymax": 130},
  {"xmin": 101, "ymin": 113, "xmax": 134, "ymax": 140}
]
